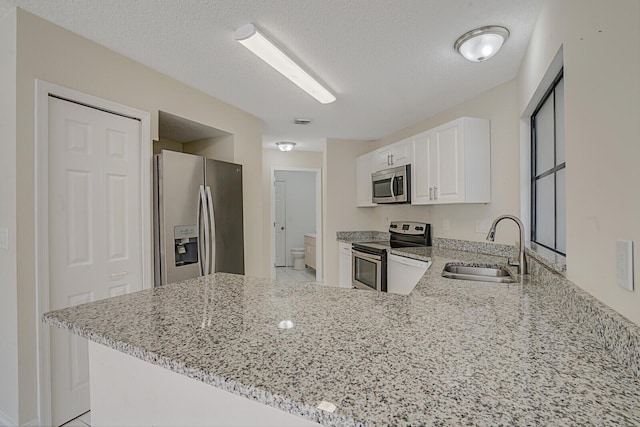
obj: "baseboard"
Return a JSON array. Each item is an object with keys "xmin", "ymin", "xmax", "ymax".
[{"xmin": 0, "ymin": 410, "xmax": 17, "ymax": 427}]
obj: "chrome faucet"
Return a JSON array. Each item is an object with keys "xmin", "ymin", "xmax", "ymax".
[{"xmin": 486, "ymin": 215, "xmax": 527, "ymax": 275}]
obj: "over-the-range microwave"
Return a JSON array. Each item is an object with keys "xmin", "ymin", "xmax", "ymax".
[{"xmin": 372, "ymin": 164, "xmax": 411, "ymax": 204}]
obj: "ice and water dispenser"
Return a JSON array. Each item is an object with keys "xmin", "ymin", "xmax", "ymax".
[{"xmin": 174, "ymin": 225, "xmax": 198, "ymax": 266}]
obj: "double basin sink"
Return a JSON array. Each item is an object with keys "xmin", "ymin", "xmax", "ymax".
[{"xmin": 442, "ymin": 263, "xmax": 515, "ymax": 283}]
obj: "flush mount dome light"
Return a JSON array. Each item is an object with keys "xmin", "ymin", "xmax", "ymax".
[
  {"xmin": 276, "ymin": 141, "xmax": 296, "ymax": 152},
  {"xmin": 454, "ymin": 26, "xmax": 510, "ymax": 62}
]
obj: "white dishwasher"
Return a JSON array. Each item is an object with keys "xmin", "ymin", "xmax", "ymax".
[{"xmin": 387, "ymin": 254, "xmax": 431, "ymax": 295}]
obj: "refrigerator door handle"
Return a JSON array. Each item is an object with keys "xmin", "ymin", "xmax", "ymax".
[
  {"xmin": 205, "ymin": 186, "xmax": 216, "ymax": 275},
  {"xmin": 197, "ymin": 185, "xmax": 203, "ymax": 276},
  {"xmin": 198, "ymin": 185, "xmax": 210, "ymax": 277}
]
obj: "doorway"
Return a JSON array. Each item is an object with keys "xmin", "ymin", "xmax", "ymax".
[
  {"xmin": 271, "ymin": 168, "xmax": 322, "ymax": 283},
  {"xmin": 35, "ymin": 80, "xmax": 152, "ymax": 426},
  {"xmin": 274, "ymin": 180, "xmax": 286, "ymax": 267}
]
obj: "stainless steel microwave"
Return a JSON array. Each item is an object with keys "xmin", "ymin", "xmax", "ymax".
[{"xmin": 372, "ymin": 164, "xmax": 411, "ymax": 204}]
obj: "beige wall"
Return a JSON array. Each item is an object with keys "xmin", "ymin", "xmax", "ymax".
[
  {"xmin": 369, "ymin": 80, "xmax": 521, "ymax": 247},
  {"xmin": 563, "ymin": 0, "xmax": 640, "ymax": 324},
  {"xmin": 517, "ymin": 1, "xmax": 565, "ymax": 114},
  {"xmin": 517, "ymin": 0, "xmax": 640, "ymax": 326},
  {"xmin": 153, "ymin": 137, "xmax": 183, "ymax": 155},
  {"xmin": 323, "ymin": 139, "xmax": 380, "ymax": 286},
  {"xmin": 262, "ymin": 148, "xmax": 323, "ymax": 277},
  {"xmin": 184, "ymin": 135, "xmax": 235, "ymax": 163},
  {"xmin": 0, "ymin": 9, "xmax": 19, "ymax": 425},
  {"xmin": 9, "ymin": 8, "xmax": 264, "ymax": 424}
]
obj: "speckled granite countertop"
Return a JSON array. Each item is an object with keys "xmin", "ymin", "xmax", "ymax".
[{"xmin": 44, "ymin": 247, "xmax": 640, "ymax": 426}]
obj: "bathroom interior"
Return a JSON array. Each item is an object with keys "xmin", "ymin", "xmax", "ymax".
[{"xmin": 273, "ymin": 170, "xmax": 318, "ymax": 283}]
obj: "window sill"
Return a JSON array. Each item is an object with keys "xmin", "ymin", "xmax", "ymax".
[{"xmin": 526, "ymin": 242, "xmax": 567, "ymax": 276}]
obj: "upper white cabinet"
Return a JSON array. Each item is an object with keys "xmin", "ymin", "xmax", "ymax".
[
  {"xmin": 373, "ymin": 138, "xmax": 411, "ymax": 171},
  {"xmin": 412, "ymin": 117, "xmax": 490, "ymax": 205},
  {"xmin": 356, "ymin": 151, "xmax": 376, "ymax": 207}
]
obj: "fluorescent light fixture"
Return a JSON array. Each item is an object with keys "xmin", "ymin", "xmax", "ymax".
[
  {"xmin": 276, "ymin": 141, "xmax": 296, "ymax": 152},
  {"xmin": 454, "ymin": 26, "xmax": 510, "ymax": 62},
  {"xmin": 235, "ymin": 23, "xmax": 336, "ymax": 104}
]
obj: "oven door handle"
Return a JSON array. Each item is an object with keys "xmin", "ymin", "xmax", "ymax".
[
  {"xmin": 389, "ymin": 173, "xmax": 396, "ymax": 201},
  {"xmin": 352, "ymin": 250, "xmax": 383, "ymax": 263}
]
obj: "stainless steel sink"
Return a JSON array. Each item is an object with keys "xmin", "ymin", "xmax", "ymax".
[{"xmin": 442, "ymin": 263, "xmax": 515, "ymax": 283}]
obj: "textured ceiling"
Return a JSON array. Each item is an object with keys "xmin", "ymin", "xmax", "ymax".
[{"xmin": 0, "ymin": 0, "xmax": 543, "ymax": 151}]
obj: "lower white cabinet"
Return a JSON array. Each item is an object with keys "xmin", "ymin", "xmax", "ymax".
[
  {"xmin": 412, "ymin": 117, "xmax": 490, "ymax": 205},
  {"xmin": 356, "ymin": 152, "xmax": 376, "ymax": 207},
  {"xmin": 304, "ymin": 235, "xmax": 316, "ymax": 270},
  {"xmin": 338, "ymin": 242, "xmax": 352, "ymax": 288}
]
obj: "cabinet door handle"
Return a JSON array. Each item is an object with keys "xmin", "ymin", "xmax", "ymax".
[
  {"xmin": 390, "ymin": 153, "xmax": 394, "ymax": 165},
  {"xmin": 434, "ymin": 186, "xmax": 438, "ymax": 200},
  {"xmin": 429, "ymin": 187, "xmax": 433, "ymax": 200}
]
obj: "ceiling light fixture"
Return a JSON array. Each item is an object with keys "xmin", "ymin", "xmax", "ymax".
[
  {"xmin": 276, "ymin": 141, "xmax": 296, "ymax": 152},
  {"xmin": 234, "ymin": 23, "xmax": 336, "ymax": 104},
  {"xmin": 454, "ymin": 26, "xmax": 510, "ymax": 62}
]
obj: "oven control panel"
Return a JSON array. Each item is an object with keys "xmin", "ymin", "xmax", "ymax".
[{"xmin": 389, "ymin": 221, "xmax": 429, "ymax": 235}]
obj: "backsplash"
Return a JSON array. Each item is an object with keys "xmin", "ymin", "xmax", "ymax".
[
  {"xmin": 336, "ymin": 230, "xmax": 390, "ymax": 242},
  {"xmin": 433, "ymin": 237, "xmax": 517, "ymax": 259}
]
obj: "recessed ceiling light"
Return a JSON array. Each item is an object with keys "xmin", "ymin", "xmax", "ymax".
[
  {"xmin": 454, "ymin": 26, "xmax": 510, "ymax": 62},
  {"xmin": 235, "ymin": 23, "xmax": 336, "ymax": 104}
]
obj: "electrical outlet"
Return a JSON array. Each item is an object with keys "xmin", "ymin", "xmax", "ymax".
[
  {"xmin": 0, "ymin": 227, "xmax": 8, "ymax": 250},
  {"xmin": 475, "ymin": 219, "xmax": 490, "ymax": 233},
  {"xmin": 442, "ymin": 219, "xmax": 450, "ymax": 231},
  {"xmin": 616, "ymin": 240, "xmax": 634, "ymax": 291}
]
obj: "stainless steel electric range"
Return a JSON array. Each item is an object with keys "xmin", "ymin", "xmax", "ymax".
[{"xmin": 351, "ymin": 221, "xmax": 431, "ymax": 291}]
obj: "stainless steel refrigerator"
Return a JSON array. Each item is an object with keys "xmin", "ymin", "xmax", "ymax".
[{"xmin": 153, "ymin": 150, "xmax": 244, "ymax": 286}]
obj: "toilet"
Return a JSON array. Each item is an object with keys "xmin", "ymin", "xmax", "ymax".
[{"xmin": 291, "ymin": 248, "xmax": 306, "ymax": 270}]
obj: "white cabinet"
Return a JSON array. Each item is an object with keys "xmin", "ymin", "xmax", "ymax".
[
  {"xmin": 338, "ymin": 242, "xmax": 352, "ymax": 288},
  {"xmin": 356, "ymin": 152, "xmax": 376, "ymax": 207},
  {"xmin": 373, "ymin": 138, "xmax": 411, "ymax": 171},
  {"xmin": 304, "ymin": 235, "xmax": 316, "ymax": 270},
  {"xmin": 412, "ymin": 117, "xmax": 490, "ymax": 205}
]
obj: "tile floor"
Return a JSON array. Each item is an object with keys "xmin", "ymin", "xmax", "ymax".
[
  {"xmin": 60, "ymin": 411, "xmax": 91, "ymax": 427},
  {"xmin": 276, "ymin": 266, "xmax": 319, "ymax": 284}
]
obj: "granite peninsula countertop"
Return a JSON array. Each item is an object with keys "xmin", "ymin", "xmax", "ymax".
[{"xmin": 44, "ymin": 247, "xmax": 640, "ymax": 426}]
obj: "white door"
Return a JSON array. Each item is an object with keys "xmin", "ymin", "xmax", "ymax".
[
  {"xmin": 274, "ymin": 181, "xmax": 286, "ymax": 267},
  {"xmin": 433, "ymin": 123, "xmax": 464, "ymax": 203},
  {"xmin": 48, "ymin": 96, "xmax": 144, "ymax": 426},
  {"xmin": 411, "ymin": 132, "xmax": 433, "ymax": 205}
]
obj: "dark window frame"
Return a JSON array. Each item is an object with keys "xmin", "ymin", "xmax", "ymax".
[{"xmin": 531, "ymin": 69, "xmax": 565, "ymax": 255}]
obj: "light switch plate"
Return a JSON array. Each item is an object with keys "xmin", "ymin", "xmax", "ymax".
[
  {"xmin": 616, "ymin": 240, "xmax": 634, "ymax": 291},
  {"xmin": 0, "ymin": 227, "xmax": 8, "ymax": 250}
]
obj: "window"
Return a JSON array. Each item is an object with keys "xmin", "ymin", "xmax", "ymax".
[{"xmin": 531, "ymin": 70, "xmax": 565, "ymax": 255}]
